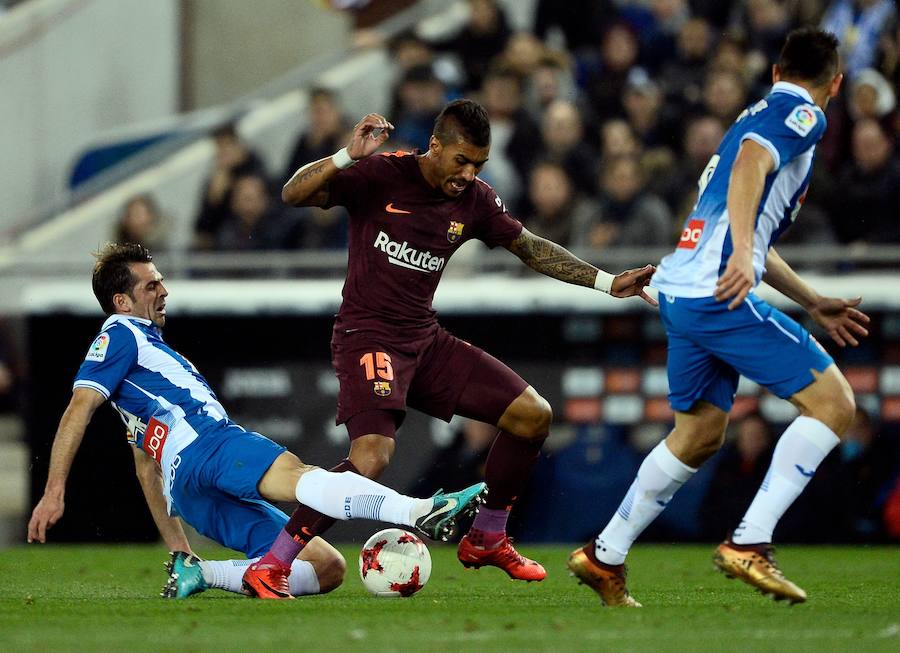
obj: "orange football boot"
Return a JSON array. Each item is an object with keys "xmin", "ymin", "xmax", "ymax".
[
  {"xmin": 241, "ymin": 562, "xmax": 294, "ymax": 599},
  {"xmin": 457, "ymin": 534, "xmax": 547, "ymax": 581}
]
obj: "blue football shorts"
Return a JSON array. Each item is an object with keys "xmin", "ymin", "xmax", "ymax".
[
  {"xmin": 169, "ymin": 429, "xmax": 289, "ymax": 557},
  {"xmin": 658, "ymin": 292, "xmax": 834, "ymax": 413}
]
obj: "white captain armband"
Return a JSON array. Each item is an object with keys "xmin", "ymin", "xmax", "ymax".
[{"xmin": 593, "ymin": 270, "xmax": 615, "ymax": 294}]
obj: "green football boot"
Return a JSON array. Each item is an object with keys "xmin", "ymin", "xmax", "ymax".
[
  {"xmin": 415, "ymin": 482, "xmax": 487, "ymax": 541},
  {"xmin": 161, "ymin": 551, "xmax": 209, "ymax": 599}
]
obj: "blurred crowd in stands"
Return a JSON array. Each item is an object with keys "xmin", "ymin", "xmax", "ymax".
[{"xmin": 115, "ymin": 0, "xmax": 900, "ymax": 255}]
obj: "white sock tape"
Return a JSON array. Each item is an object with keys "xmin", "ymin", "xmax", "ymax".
[
  {"xmin": 593, "ymin": 270, "xmax": 615, "ymax": 294},
  {"xmin": 332, "ymin": 147, "xmax": 356, "ymax": 170}
]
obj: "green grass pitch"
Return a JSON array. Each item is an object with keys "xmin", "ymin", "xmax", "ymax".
[{"xmin": 1, "ymin": 543, "xmax": 898, "ymax": 652}]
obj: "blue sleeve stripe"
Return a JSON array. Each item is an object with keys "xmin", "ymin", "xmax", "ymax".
[
  {"xmin": 741, "ymin": 133, "xmax": 781, "ymax": 170},
  {"xmin": 73, "ymin": 380, "xmax": 111, "ymax": 399}
]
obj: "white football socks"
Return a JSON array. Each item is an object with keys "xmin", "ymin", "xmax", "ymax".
[
  {"xmin": 595, "ymin": 440, "xmax": 696, "ymax": 565},
  {"xmin": 294, "ymin": 468, "xmax": 432, "ymax": 526},
  {"xmin": 199, "ymin": 558, "xmax": 320, "ymax": 596},
  {"xmin": 732, "ymin": 416, "xmax": 839, "ymax": 545}
]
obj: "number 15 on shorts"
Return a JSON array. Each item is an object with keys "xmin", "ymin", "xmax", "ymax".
[{"xmin": 360, "ymin": 352, "xmax": 394, "ymax": 381}]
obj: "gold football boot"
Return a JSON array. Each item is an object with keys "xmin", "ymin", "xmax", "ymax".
[
  {"xmin": 713, "ymin": 540, "xmax": 807, "ymax": 604},
  {"xmin": 567, "ymin": 544, "xmax": 642, "ymax": 607}
]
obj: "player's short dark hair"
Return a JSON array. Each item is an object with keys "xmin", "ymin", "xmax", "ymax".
[
  {"xmin": 92, "ymin": 242, "xmax": 153, "ymax": 315},
  {"xmin": 433, "ymin": 99, "xmax": 491, "ymax": 148},
  {"xmin": 778, "ymin": 28, "xmax": 840, "ymax": 87}
]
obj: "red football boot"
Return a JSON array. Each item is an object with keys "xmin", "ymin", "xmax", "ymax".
[
  {"xmin": 241, "ymin": 562, "xmax": 294, "ymax": 599},
  {"xmin": 457, "ymin": 534, "xmax": 547, "ymax": 581}
]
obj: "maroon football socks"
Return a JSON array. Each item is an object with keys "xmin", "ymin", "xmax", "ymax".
[
  {"xmin": 259, "ymin": 458, "xmax": 360, "ymax": 568},
  {"xmin": 468, "ymin": 430, "xmax": 546, "ymax": 549}
]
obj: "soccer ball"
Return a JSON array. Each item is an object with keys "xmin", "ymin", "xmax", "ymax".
[{"xmin": 358, "ymin": 528, "xmax": 432, "ymax": 597}]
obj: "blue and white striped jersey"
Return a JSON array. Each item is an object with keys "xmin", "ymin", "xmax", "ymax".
[
  {"xmin": 651, "ymin": 81, "xmax": 827, "ymax": 298},
  {"xmin": 73, "ymin": 314, "xmax": 242, "ymax": 508}
]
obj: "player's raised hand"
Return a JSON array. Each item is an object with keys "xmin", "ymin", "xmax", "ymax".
[
  {"xmin": 611, "ymin": 264, "xmax": 658, "ymax": 306},
  {"xmin": 715, "ymin": 250, "xmax": 755, "ymax": 310},
  {"xmin": 27, "ymin": 494, "xmax": 64, "ymax": 543},
  {"xmin": 809, "ymin": 296, "xmax": 870, "ymax": 347},
  {"xmin": 346, "ymin": 113, "xmax": 394, "ymax": 161}
]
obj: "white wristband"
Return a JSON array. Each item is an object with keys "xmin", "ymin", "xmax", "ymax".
[
  {"xmin": 593, "ymin": 269, "xmax": 615, "ymax": 294},
  {"xmin": 332, "ymin": 147, "xmax": 357, "ymax": 170}
]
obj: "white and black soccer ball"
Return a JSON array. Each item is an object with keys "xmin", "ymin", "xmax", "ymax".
[{"xmin": 358, "ymin": 528, "xmax": 432, "ymax": 597}]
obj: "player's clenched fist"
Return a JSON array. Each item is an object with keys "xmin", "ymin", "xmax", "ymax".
[{"xmin": 347, "ymin": 113, "xmax": 394, "ymax": 161}]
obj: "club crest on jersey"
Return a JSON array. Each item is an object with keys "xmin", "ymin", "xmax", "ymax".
[
  {"xmin": 85, "ymin": 333, "xmax": 110, "ymax": 362},
  {"xmin": 447, "ymin": 221, "xmax": 465, "ymax": 243},
  {"xmin": 784, "ymin": 105, "xmax": 817, "ymax": 137},
  {"xmin": 373, "ymin": 381, "xmax": 392, "ymax": 397}
]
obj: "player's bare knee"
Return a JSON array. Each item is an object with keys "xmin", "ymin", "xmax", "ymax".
[
  {"xmin": 669, "ymin": 404, "xmax": 728, "ymax": 466},
  {"xmin": 502, "ymin": 389, "xmax": 552, "ymax": 440},
  {"xmin": 316, "ymin": 551, "xmax": 347, "ymax": 594},
  {"xmin": 694, "ymin": 429, "xmax": 726, "ymax": 459},
  {"xmin": 814, "ymin": 386, "xmax": 856, "ymax": 436},
  {"xmin": 522, "ymin": 393, "xmax": 552, "ymax": 439},
  {"xmin": 349, "ymin": 436, "xmax": 395, "ymax": 478},
  {"xmin": 795, "ymin": 368, "xmax": 857, "ymax": 436}
]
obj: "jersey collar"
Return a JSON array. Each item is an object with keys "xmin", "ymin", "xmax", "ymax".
[
  {"xmin": 772, "ymin": 81, "xmax": 814, "ymax": 104},
  {"xmin": 101, "ymin": 313, "xmax": 154, "ymax": 331}
]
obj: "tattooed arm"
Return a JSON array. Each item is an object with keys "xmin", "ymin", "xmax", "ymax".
[
  {"xmin": 505, "ymin": 227, "xmax": 659, "ymax": 305},
  {"xmin": 282, "ymin": 112, "xmax": 394, "ymax": 207},
  {"xmin": 282, "ymin": 156, "xmax": 335, "ymax": 207}
]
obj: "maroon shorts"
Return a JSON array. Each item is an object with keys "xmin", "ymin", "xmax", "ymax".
[{"xmin": 331, "ymin": 322, "xmax": 528, "ymax": 429}]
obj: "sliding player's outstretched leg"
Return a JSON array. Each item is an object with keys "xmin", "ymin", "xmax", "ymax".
[
  {"xmin": 161, "ymin": 551, "xmax": 208, "ymax": 599},
  {"xmin": 244, "ymin": 451, "xmax": 485, "ymax": 598}
]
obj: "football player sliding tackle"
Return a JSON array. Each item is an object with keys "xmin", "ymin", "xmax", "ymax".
[{"xmin": 27, "ymin": 243, "xmax": 486, "ymax": 599}]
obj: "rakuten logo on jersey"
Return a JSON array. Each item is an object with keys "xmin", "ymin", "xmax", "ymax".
[
  {"xmin": 678, "ymin": 219, "xmax": 705, "ymax": 249},
  {"xmin": 373, "ymin": 231, "xmax": 446, "ymax": 273}
]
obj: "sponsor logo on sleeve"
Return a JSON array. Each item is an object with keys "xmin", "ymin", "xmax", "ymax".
[
  {"xmin": 677, "ymin": 219, "xmax": 705, "ymax": 249},
  {"xmin": 142, "ymin": 417, "xmax": 170, "ymax": 464},
  {"xmin": 85, "ymin": 333, "xmax": 110, "ymax": 362},
  {"xmin": 447, "ymin": 221, "xmax": 465, "ymax": 243},
  {"xmin": 784, "ymin": 105, "xmax": 817, "ymax": 137}
]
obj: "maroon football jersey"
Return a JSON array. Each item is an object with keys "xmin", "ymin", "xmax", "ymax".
[{"xmin": 324, "ymin": 151, "xmax": 523, "ymax": 330}]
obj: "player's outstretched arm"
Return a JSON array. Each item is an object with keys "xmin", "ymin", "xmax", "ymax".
[
  {"xmin": 27, "ymin": 387, "xmax": 105, "ymax": 543},
  {"xmin": 764, "ymin": 247, "xmax": 870, "ymax": 347},
  {"xmin": 282, "ymin": 112, "xmax": 393, "ymax": 207},
  {"xmin": 505, "ymin": 228, "xmax": 658, "ymax": 306},
  {"xmin": 132, "ymin": 447, "xmax": 193, "ymax": 554}
]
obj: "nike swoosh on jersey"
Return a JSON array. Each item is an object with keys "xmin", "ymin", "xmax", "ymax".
[{"xmin": 385, "ymin": 203, "xmax": 412, "ymax": 214}]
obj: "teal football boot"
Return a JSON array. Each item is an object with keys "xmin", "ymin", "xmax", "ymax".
[
  {"xmin": 415, "ymin": 482, "xmax": 487, "ymax": 541},
  {"xmin": 161, "ymin": 551, "xmax": 209, "ymax": 599}
]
